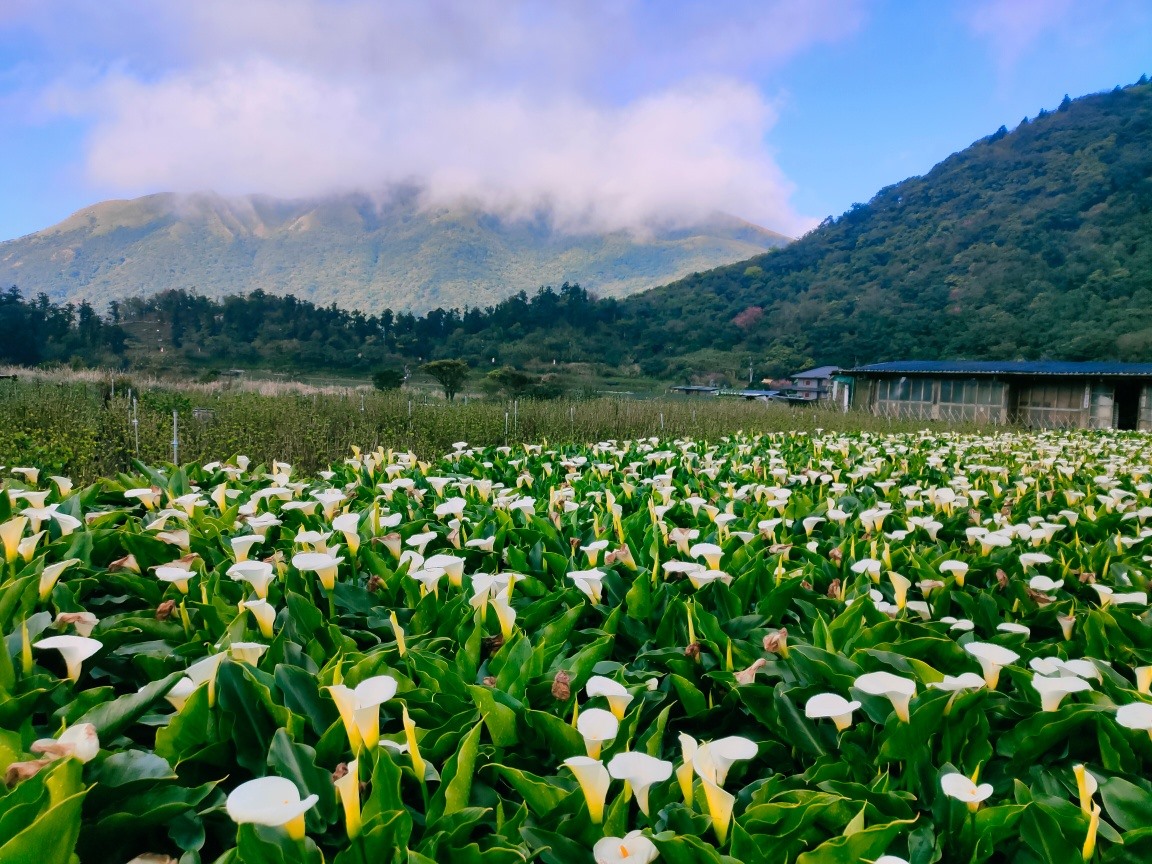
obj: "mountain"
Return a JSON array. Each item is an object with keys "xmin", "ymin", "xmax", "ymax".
[
  {"xmin": 598, "ymin": 79, "xmax": 1152, "ymax": 374},
  {"xmin": 0, "ymin": 191, "xmax": 790, "ymax": 314}
]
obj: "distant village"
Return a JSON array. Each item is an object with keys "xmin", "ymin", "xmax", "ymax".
[{"xmin": 671, "ymin": 361, "xmax": 1152, "ymax": 431}]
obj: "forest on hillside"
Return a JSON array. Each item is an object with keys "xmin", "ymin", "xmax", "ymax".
[{"xmin": 4, "ymin": 79, "xmax": 1152, "ymax": 383}]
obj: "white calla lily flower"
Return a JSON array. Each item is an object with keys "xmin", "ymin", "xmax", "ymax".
[
  {"xmin": 606, "ymin": 752, "xmax": 673, "ymax": 816},
  {"xmin": 1032, "ymin": 674, "xmax": 1092, "ymax": 711},
  {"xmin": 576, "ymin": 707, "xmax": 619, "ymax": 759},
  {"xmin": 853, "ymin": 671, "xmax": 917, "ymax": 722},
  {"xmin": 225, "ymin": 776, "xmax": 319, "ymax": 839},
  {"xmin": 33, "ymin": 634, "xmax": 102, "ymax": 682},
  {"xmin": 563, "ymin": 756, "xmax": 611, "ymax": 824},
  {"xmin": 328, "ymin": 675, "xmax": 399, "ymax": 750},
  {"xmin": 593, "ymin": 831, "xmax": 660, "ymax": 864},
  {"xmin": 586, "ymin": 676, "xmax": 634, "ymax": 720},
  {"xmin": 805, "ymin": 692, "xmax": 861, "ymax": 731},
  {"xmin": 964, "ymin": 642, "xmax": 1019, "ymax": 689}
]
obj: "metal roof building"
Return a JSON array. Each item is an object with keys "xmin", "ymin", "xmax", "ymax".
[{"xmin": 844, "ymin": 360, "xmax": 1152, "ymax": 429}]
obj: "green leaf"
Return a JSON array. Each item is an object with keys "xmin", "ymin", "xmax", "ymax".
[
  {"xmin": 76, "ymin": 670, "xmax": 184, "ymax": 739},
  {"xmin": 427, "ymin": 721, "xmax": 483, "ymax": 823},
  {"xmin": 0, "ymin": 789, "xmax": 88, "ymax": 864}
]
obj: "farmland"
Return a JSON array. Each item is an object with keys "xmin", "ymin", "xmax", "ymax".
[{"xmin": 2, "ymin": 427, "xmax": 1152, "ymax": 863}]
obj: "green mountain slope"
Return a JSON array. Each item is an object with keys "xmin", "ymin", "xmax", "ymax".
[
  {"xmin": 0, "ymin": 191, "xmax": 790, "ymax": 314},
  {"xmin": 598, "ymin": 79, "xmax": 1152, "ymax": 372}
]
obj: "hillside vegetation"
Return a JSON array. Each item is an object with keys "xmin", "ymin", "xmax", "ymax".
[
  {"xmin": 0, "ymin": 191, "xmax": 788, "ymax": 314},
  {"xmin": 3, "ymin": 80, "xmax": 1151, "ymax": 384}
]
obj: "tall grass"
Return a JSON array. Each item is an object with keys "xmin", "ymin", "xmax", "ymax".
[{"xmin": 0, "ymin": 376, "xmax": 973, "ymax": 481}]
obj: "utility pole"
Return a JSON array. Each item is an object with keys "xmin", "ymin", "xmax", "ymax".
[{"xmin": 748, "ymin": 356, "xmax": 754, "ymax": 385}]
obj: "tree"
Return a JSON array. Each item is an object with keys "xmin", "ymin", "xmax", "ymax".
[
  {"xmin": 486, "ymin": 365, "xmax": 533, "ymax": 396},
  {"xmin": 371, "ymin": 367, "xmax": 406, "ymax": 391},
  {"xmin": 421, "ymin": 359, "xmax": 470, "ymax": 401}
]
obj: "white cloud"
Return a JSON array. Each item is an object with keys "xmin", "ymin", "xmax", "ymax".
[{"xmin": 11, "ymin": 0, "xmax": 866, "ymax": 234}]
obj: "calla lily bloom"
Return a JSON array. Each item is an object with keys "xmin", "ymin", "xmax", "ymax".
[
  {"xmin": 155, "ymin": 565, "xmax": 196, "ymax": 594},
  {"xmin": 939, "ymin": 560, "xmax": 968, "ymax": 586},
  {"xmin": 586, "ymin": 676, "xmax": 634, "ymax": 720},
  {"xmin": 229, "ymin": 641, "xmax": 268, "ymax": 665},
  {"xmin": 425, "ymin": 553, "xmax": 465, "ymax": 587},
  {"xmin": 805, "ymin": 692, "xmax": 861, "ymax": 731},
  {"xmin": 853, "ymin": 671, "xmax": 917, "ymax": 722},
  {"xmin": 888, "ymin": 571, "xmax": 911, "ymax": 609},
  {"xmin": 581, "ymin": 539, "xmax": 611, "ymax": 566},
  {"xmin": 329, "ymin": 675, "xmax": 399, "ymax": 750},
  {"xmin": 689, "ymin": 542, "xmax": 723, "ymax": 570},
  {"xmin": 593, "ymin": 831, "xmax": 660, "ymax": 864},
  {"xmin": 165, "ymin": 677, "xmax": 196, "ymax": 711},
  {"xmin": 226, "ymin": 776, "xmax": 319, "ymax": 840},
  {"xmin": 569, "ymin": 569, "xmax": 606, "ymax": 604},
  {"xmin": 334, "ymin": 759, "xmax": 362, "ymax": 839},
  {"xmin": 576, "ymin": 707, "xmax": 619, "ymax": 759},
  {"xmin": 490, "ymin": 587, "xmax": 517, "ymax": 640},
  {"xmin": 1136, "ymin": 665, "xmax": 1152, "ymax": 694},
  {"xmin": 401, "ymin": 704, "xmax": 426, "ymax": 779},
  {"xmin": 606, "ymin": 752, "xmax": 673, "ymax": 816},
  {"xmin": 563, "ymin": 756, "xmax": 611, "ymax": 824},
  {"xmin": 332, "ymin": 513, "xmax": 363, "ymax": 554},
  {"xmin": 1, "ymin": 516, "xmax": 27, "ymax": 563},
  {"xmin": 691, "ymin": 743, "xmax": 736, "ymax": 844},
  {"xmin": 1115, "ymin": 701, "xmax": 1152, "ymax": 738},
  {"xmin": 705, "ymin": 736, "xmax": 757, "ymax": 785},
  {"xmin": 55, "ymin": 611, "xmax": 98, "ymax": 638},
  {"xmin": 187, "ymin": 651, "xmax": 228, "ymax": 705},
  {"xmin": 928, "ymin": 672, "xmax": 987, "ymax": 692},
  {"xmin": 227, "ymin": 560, "xmax": 277, "ymax": 598},
  {"xmin": 292, "ymin": 551, "xmax": 344, "ymax": 591},
  {"xmin": 239, "ymin": 598, "xmax": 277, "ymax": 638},
  {"xmin": 1032, "ymin": 674, "xmax": 1092, "ymax": 711},
  {"xmin": 964, "ymin": 642, "xmax": 1019, "ymax": 689},
  {"xmin": 33, "ymin": 634, "xmax": 101, "ymax": 682},
  {"xmin": 229, "ymin": 534, "xmax": 263, "ymax": 561},
  {"xmin": 940, "ymin": 772, "xmax": 993, "ymax": 812},
  {"xmin": 39, "ymin": 558, "xmax": 80, "ymax": 601},
  {"xmin": 31, "ymin": 722, "xmax": 100, "ymax": 763}
]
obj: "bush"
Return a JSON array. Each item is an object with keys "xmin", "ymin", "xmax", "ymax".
[{"xmin": 372, "ymin": 367, "xmax": 406, "ymax": 391}]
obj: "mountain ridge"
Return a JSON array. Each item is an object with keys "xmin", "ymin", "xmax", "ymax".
[{"xmin": 0, "ymin": 191, "xmax": 790, "ymax": 314}]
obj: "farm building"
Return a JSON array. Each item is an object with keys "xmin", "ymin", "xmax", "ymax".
[
  {"xmin": 785, "ymin": 365, "xmax": 841, "ymax": 402},
  {"xmin": 844, "ymin": 360, "xmax": 1152, "ymax": 429}
]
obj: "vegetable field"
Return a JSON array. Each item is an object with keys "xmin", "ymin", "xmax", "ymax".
[{"xmin": 1, "ymin": 430, "xmax": 1151, "ymax": 864}]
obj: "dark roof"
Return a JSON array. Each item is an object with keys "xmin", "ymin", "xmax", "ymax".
[
  {"xmin": 669, "ymin": 385, "xmax": 719, "ymax": 393},
  {"xmin": 846, "ymin": 360, "xmax": 1152, "ymax": 377},
  {"xmin": 791, "ymin": 365, "xmax": 840, "ymax": 379},
  {"xmin": 718, "ymin": 389, "xmax": 780, "ymax": 397}
]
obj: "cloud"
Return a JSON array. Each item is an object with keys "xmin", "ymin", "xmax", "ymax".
[{"xmin": 9, "ymin": 0, "xmax": 865, "ymax": 234}]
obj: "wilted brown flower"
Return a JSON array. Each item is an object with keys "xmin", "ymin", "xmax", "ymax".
[
  {"xmin": 366, "ymin": 574, "xmax": 383, "ymax": 592},
  {"xmin": 800, "ymin": 580, "xmax": 813, "ymax": 592},
  {"xmin": 108, "ymin": 554, "xmax": 140, "ymax": 574},
  {"xmin": 482, "ymin": 676, "xmax": 498, "ymax": 687},
  {"xmin": 4, "ymin": 758, "xmax": 50, "ymax": 787},
  {"xmin": 763, "ymin": 628, "xmax": 788, "ymax": 654},
  {"xmin": 551, "ymin": 670, "xmax": 572, "ymax": 701},
  {"xmin": 155, "ymin": 600, "xmax": 177, "ymax": 621},
  {"xmin": 684, "ymin": 642, "xmax": 702, "ymax": 659},
  {"xmin": 332, "ymin": 762, "xmax": 349, "ymax": 782},
  {"xmin": 483, "ymin": 634, "xmax": 505, "ymax": 655},
  {"xmin": 995, "ymin": 570, "xmax": 1008, "ymax": 590},
  {"xmin": 1079, "ymin": 571, "xmax": 1096, "ymax": 584},
  {"xmin": 734, "ymin": 658, "xmax": 767, "ymax": 685},
  {"xmin": 828, "ymin": 548, "xmax": 843, "ymax": 564},
  {"xmin": 826, "ymin": 579, "xmax": 842, "ymax": 600}
]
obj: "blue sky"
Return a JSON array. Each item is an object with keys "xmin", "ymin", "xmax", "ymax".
[{"xmin": 1, "ymin": 0, "xmax": 1150, "ymax": 242}]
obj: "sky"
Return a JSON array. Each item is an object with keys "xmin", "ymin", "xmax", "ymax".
[{"xmin": 1, "ymin": 0, "xmax": 1150, "ymax": 242}]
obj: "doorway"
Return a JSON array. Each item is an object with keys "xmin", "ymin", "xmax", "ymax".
[{"xmin": 1115, "ymin": 380, "xmax": 1140, "ymax": 430}]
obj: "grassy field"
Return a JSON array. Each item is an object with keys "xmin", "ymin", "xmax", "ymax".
[{"xmin": 0, "ymin": 371, "xmax": 967, "ymax": 481}]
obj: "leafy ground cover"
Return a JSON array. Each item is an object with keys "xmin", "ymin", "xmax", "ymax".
[{"xmin": 1, "ymin": 430, "xmax": 1151, "ymax": 863}]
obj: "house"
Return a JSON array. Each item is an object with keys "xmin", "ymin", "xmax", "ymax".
[
  {"xmin": 763, "ymin": 365, "xmax": 843, "ymax": 404},
  {"xmin": 844, "ymin": 360, "xmax": 1152, "ymax": 429}
]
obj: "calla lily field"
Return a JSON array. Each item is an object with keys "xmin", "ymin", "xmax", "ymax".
[{"xmin": 1, "ymin": 429, "xmax": 1152, "ymax": 863}]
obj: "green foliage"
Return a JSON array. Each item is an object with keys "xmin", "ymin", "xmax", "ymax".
[
  {"xmin": 371, "ymin": 368, "xmax": 406, "ymax": 391},
  {"xmin": 421, "ymin": 359, "xmax": 470, "ymax": 401}
]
